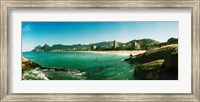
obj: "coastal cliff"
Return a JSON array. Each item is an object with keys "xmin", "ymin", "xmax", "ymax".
[{"xmin": 126, "ymin": 44, "xmax": 178, "ymax": 80}]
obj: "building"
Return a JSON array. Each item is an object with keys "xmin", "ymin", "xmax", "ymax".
[
  {"xmin": 91, "ymin": 45, "xmax": 97, "ymax": 50},
  {"xmin": 113, "ymin": 40, "xmax": 119, "ymax": 48},
  {"xmin": 132, "ymin": 41, "xmax": 141, "ymax": 50}
]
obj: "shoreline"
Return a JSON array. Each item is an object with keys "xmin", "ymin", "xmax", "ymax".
[
  {"xmin": 24, "ymin": 50, "xmax": 146, "ymax": 56},
  {"xmin": 86, "ymin": 50, "xmax": 146, "ymax": 56}
]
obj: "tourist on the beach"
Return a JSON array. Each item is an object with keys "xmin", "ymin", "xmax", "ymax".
[{"xmin": 130, "ymin": 54, "xmax": 133, "ymax": 58}]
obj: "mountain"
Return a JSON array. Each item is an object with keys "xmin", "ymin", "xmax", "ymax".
[
  {"xmin": 124, "ymin": 38, "xmax": 160, "ymax": 50},
  {"xmin": 31, "ymin": 41, "xmax": 123, "ymax": 52},
  {"xmin": 160, "ymin": 37, "xmax": 178, "ymax": 46},
  {"xmin": 31, "ymin": 38, "xmax": 177, "ymax": 52}
]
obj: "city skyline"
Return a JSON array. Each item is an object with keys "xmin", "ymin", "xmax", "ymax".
[{"xmin": 22, "ymin": 22, "xmax": 178, "ymax": 52}]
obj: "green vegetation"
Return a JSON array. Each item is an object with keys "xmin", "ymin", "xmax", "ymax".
[{"xmin": 159, "ymin": 37, "xmax": 178, "ymax": 47}]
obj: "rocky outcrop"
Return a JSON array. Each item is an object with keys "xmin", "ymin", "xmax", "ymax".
[
  {"xmin": 22, "ymin": 68, "xmax": 49, "ymax": 80},
  {"xmin": 22, "ymin": 56, "xmax": 86, "ymax": 80},
  {"xmin": 163, "ymin": 50, "xmax": 178, "ymax": 70},
  {"xmin": 126, "ymin": 44, "xmax": 178, "ymax": 80},
  {"xmin": 22, "ymin": 56, "xmax": 48, "ymax": 80},
  {"xmin": 134, "ymin": 60, "xmax": 164, "ymax": 80},
  {"xmin": 130, "ymin": 44, "xmax": 178, "ymax": 64},
  {"xmin": 22, "ymin": 56, "xmax": 41, "ymax": 71}
]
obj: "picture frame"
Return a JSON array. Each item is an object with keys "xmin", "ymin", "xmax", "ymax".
[{"xmin": 0, "ymin": 0, "xmax": 199, "ymax": 101}]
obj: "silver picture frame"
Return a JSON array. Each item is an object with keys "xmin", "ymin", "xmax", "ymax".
[{"xmin": 1, "ymin": 0, "xmax": 199, "ymax": 101}]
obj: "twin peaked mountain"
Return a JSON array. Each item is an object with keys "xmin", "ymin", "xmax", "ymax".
[{"xmin": 31, "ymin": 38, "xmax": 178, "ymax": 52}]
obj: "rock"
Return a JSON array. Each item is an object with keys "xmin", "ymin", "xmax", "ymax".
[
  {"xmin": 22, "ymin": 69, "xmax": 49, "ymax": 80},
  {"xmin": 22, "ymin": 56, "xmax": 41, "ymax": 71},
  {"xmin": 134, "ymin": 59, "xmax": 178, "ymax": 80},
  {"xmin": 134, "ymin": 59, "xmax": 164, "ymax": 80},
  {"xmin": 22, "ymin": 57, "xmax": 49, "ymax": 80},
  {"xmin": 132, "ymin": 44, "xmax": 178, "ymax": 80},
  {"xmin": 130, "ymin": 44, "xmax": 178, "ymax": 64},
  {"xmin": 22, "ymin": 56, "xmax": 28, "ymax": 62},
  {"xmin": 124, "ymin": 58, "xmax": 131, "ymax": 61},
  {"xmin": 163, "ymin": 50, "xmax": 178, "ymax": 69}
]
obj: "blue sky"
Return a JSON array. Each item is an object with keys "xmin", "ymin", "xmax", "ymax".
[{"xmin": 22, "ymin": 22, "xmax": 178, "ymax": 52}]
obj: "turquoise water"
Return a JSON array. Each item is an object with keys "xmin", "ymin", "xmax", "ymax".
[{"xmin": 22, "ymin": 52, "xmax": 136, "ymax": 80}]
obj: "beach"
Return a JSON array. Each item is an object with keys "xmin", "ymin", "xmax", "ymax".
[{"xmin": 79, "ymin": 50, "xmax": 146, "ymax": 56}]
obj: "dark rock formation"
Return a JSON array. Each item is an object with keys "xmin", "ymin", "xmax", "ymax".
[
  {"xmin": 129, "ymin": 44, "xmax": 178, "ymax": 80},
  {"xmin": 163, "ymin": 51, "xmax": 178, "ymax": 70},
  {"xmin": 134, "ymin": 60, "xmax": 164, "ymax": 80},
  {"xmin": 129, "ymin": 44, "xmax": 178, "ymax": 64}
]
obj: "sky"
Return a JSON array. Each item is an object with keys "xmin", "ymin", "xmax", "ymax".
[{"xmin": 22, "ymin": 22, "xmax": 178, "ymax": 52}]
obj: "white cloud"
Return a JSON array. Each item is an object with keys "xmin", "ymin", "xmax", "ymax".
[{"xmin": 22, "ymin": 25, "xmax": 31, "ymax": 31}]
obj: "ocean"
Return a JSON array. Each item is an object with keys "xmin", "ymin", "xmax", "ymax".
[{"xmin": 22, "ymin": 52, "xmax": 136, "ymax": 80}]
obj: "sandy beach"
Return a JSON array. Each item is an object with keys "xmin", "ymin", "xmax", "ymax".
[
  {"xmin": 85, "ymin": 50, "xmax": 146, "ymax": 56},
  {"xmin": 48, "ymin": 50, "xmax": 146, "ymax": 56}
]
